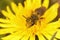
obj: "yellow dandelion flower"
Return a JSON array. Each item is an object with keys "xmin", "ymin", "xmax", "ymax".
[{"xmin": 0, "ymin": 0, "xmax": 60, "ymax": 40}]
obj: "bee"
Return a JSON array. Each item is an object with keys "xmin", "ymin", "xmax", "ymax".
[{"xmin": 23, "ymin": 7, "xmax": 46, "ymax": 27}]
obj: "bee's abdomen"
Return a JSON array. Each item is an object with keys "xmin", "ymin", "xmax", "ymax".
[{"xmin": 35, "ymin": 6, "xmax": 46, "ymax": 16}]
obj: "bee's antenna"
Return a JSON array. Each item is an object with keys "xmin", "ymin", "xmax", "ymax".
[{"xmin": 22, "ymin": 15, "xmax": 27, "ymax": 19}]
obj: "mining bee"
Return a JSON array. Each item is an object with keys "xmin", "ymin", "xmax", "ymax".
[{"xmin": 23, "ymin": 7, "xmax": 46, "ymax": 27}]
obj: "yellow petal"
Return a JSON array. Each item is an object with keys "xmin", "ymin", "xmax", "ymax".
[
  {"xmin": 0, "ymin": 18, "xmax": 10, "ymax": 23},
  {"xmin": 2, "ymin": 30, "xmax": 27, "ymax": 40},
  {"xmin": 11, "ymin": 2, "xmax": 19, "ymax": 16},
  {"xmin": 10, "ymin": 36, "xmax": 21, "ymax": 40},
  {"xmin": 1, "ymin": 10, "xmax": 15, "ymax": 20},
  {"xmin": 29, "ymin": 35, "xmax": 35, "ymax": 40},
  {"xmin": 24, "ymin": 0, "xmax": 41, "ymax": 10},
  {"xmin": 24, "ymin": 0, "xmax": 33, "ymax": 17},
  {"xmin": 43, "ymin": 3, "xmax": 59, "ymax": 23},
  {"xmin": 21, "ymin": 34, "xmax": 30, "ymax": 40},
  {"xmin": 1, "ymin": 10, "xmax": 9, "ymax": 19},
  {"xmin": 42, "ymin": 0, "xmax": 49, "ymax": 8},
  {"xmin": 32, "ymin": 0, "xmax": 41, "ymax": 10},
  {"xmin": 55, "ymin": 30, "xmax": 60, "ymax": 38},
  {"xmin": 24, "ymin": 0, "xmax": 32, "ymax": 10},
  {"xmin": 6, "ymin": 6, "xmax": 15, "ymax": 20},
  {"xmin": 18, "ymin": 3, "xmax": 24, "ymax": 15},
  {"xmin": 0, "ymin": 28, "xmax": 17, "ymax": 34},
  {"xmin": 41, "ymin": 31, "xmax": 52, "ymax": 39},
  {"xmin": 37, "ymin": 32, "xmax": 46, "ymax": 40},
  {"xmin": 45, "ymin": 18, "xmax": 60, "ymax": 35},
  {"xmin": 18, "ymin": 3, "xmax": 25, "ymax": 19},
  {"xmin": 0, "ymin": 23, "xmax": 18, "ymax": 28},
  {"xmin": 2, "ymin": 34, "xmax": 20, "ymax": 40}
]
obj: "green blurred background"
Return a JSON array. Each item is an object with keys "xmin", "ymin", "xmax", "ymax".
[
  {"xmin": 0, "ymin": 0, "xmax": 25, "ymax": 10},
  {"xmin": 0, "ymin": 0, "xmax": 57, "ymax": 10}
]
